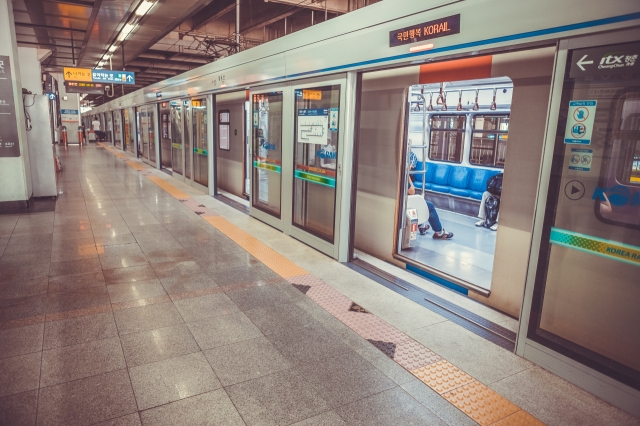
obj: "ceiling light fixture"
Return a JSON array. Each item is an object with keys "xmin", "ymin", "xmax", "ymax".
[
  {"xmin": 118, "ymin": 23, "xmax": 136, "ymax": 41},
  {"xmin": 409, "ymin": 43, "xmax": 434, "ymax": 53},
  {"xmin": 135, "ymin": 0, "xmax": 155, "ymax": 16},
  {"xmin": 108, "ymin": 45, "xmax": 118, "ymax": 53}
]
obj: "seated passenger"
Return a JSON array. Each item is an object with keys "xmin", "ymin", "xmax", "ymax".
[
  {"xmin": 475, "ymin": 173, "xmax": 503, "ymax": 231},
  {"xmin": 408, "ymin": 180, "xmax": 454, "ymax": 240}
]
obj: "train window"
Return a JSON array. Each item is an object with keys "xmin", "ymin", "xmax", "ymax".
[
  {"xmin": 615, "ymin": 99, "xmax": 640, "ymax": 187},
  {"xmin": 428, "ymin": 115, "xmax": 465, "ymax": 163},
  {"xmin": 470, "ymin": 115, "xmax": 510, "ymax": 168}
]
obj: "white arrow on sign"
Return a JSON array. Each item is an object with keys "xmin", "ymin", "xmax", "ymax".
[
  {"xmin": 126, "ymin": 75, "xmax": 133, "ymax": 81},
  {"xmin": 576, "ymin": 54, "xmax": 594, "ymax": 71}
]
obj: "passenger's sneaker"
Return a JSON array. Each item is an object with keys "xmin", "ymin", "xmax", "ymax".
[
  {"xmin": 475, "ymin": 220, "xmax": 485, "ymax": 227},
  {"xmin": 419, "ymin": 225, "xmax": 430, "ymax": 235},
  {"xmin": 490, "ymin": 223, "xmax": 498, "ymax": 231},
  {"xmin": 433, "ymin": 229, "xmax": 454, "ymax": 240}
]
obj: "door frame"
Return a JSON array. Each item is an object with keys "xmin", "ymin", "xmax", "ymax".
[
  {"xmin": 189, "ymin": 95, "xmax": 209, "ymax": 194},
  {"xmin": 516, "ymin": 28, "xmax": 640, "ymax": 417}
]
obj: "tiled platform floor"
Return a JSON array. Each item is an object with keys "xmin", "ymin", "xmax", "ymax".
[{"xmin": 0, "ymin": 144, "xmax": 638, "ymax": 426}]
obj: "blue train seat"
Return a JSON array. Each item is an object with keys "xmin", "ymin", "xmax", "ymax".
[
  {"xmin": 412, "ymin": 162, "xmax": 501, "ymax": 201},
  {"xmin": 468, "ymin": 169, "xmax": 501, "ymax": 200},
  {"xmin": 430, "ymin": 164, "xmax": 452, "ymax": 193},
  {"xmin": 449, "ymin": 166, "xmax": 472, "ymax": 197}
]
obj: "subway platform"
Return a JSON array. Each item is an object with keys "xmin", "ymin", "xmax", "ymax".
[{"xmin": 0, "ymin": 144, "xmax": 637, "ymax": 426}]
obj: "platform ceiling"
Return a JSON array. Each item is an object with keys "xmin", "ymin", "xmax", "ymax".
[{"xmin": 13, "ymin": 0, "xmax": 378, "ymax": 105}]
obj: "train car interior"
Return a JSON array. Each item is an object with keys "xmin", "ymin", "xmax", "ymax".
[
  {"xmin": 400, "ymin": 77, "xmax": 513, "ymax": 292},
  {"xmin": 215, "ymin": 91, "xmax": 251, "ymax": 206}
]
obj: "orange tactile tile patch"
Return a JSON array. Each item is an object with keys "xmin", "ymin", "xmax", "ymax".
[
  {"xmin": 146, "ymin": 176, "xmax": 192, "ymax": 200},
  {"xmin": 412, "ymin": 360, "xmax": 476, "ymax": 394},
  {"xmin": 442, "ymin": 380, "xmax": 520, "ymax": 426},
  {"xmin": 125, "ymin": 160, "xmax": 146, "ymax": 171},
  {"xmin": 491, "ymin": 410, "xmax": 546, "ymax": 426}
]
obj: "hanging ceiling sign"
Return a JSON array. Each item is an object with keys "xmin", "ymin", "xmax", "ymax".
[
  {"xmin": 65, "ymin": 81, "xmax": 105, "ymax": 95},
  {"xmin": 0, "ymin": 56, "xmax": 21, "ymax": 158},
  {"xmin": 390, "ymin": 14, "xmax": 460, "ymax": 48},
  {"xmin": 569, "ymin": 42, "xmax": 640, "ymax": 78},
  {"xmin": 63, "ymin": 67, "xmax": 92, "ymax": 82},
  {"xmin": 91, "ymin": 70, "xmax": 135, "ymax": 85},
  {"xmin": 63, "ymin": 67, "xmax": 135, "ymax": 85}
]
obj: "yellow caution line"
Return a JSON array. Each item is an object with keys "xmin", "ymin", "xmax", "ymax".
[{"xmin": 203, "ymin": 216, "xmax": 308, "ymax": 278}]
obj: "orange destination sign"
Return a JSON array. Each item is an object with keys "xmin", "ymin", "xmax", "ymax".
[
  {"xmin": 302, "ymin": 90, "xmax": 322, "ymax": 100},
  {"xmin": 63, "ymin": 67, "xmax": 92, "ymax": 82}
]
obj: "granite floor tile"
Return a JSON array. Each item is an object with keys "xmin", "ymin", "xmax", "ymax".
[
  {"xmin": 36, "ymin": 369, "xmax": 137, "ymax": 426},
  {"xmin": 204, "ymin": 336, "xmax": 291, "ymax": 386},
  {"xmin": 206, "ymin": 266, "xmax": 265, "ymax": 287},
  {"xmin": 0, "ymin": 251, "xmax": 51, "ymax": 266},
  {"xmin": 120, "ymin": 323, "xmax": 200, "ymax": 367},
  {"xmin": 43, "ymin": 312, "xmax": 118, "ymax": 350},
  {"xmin": 47, "ymin": 270, "xmax": 106, "ymax": 293},
  {"xmin": 0, "ymin": 390, "xmax": 38, "ymax": 426},
  {"xmin": 0, "ymin": 323, "xmax": 43, "ymax": 359},
  {"xmin": 40, "ymin": 336, "xmax": 126, "ymax": 387},
  {"xmin": 295, "ymin": 351, "xmax": 396, "ymax": 409},
  {"xmin": 0, "ymin": 277, "xmax": 49, "ymax": 300},
  {"xmin": 129, "ymin": 352, "xmax": 221, "ymax": 410},
  {"xmin": 99, "ymin": 252, "xmax": 149, "ymax": 270},
  {"xmin": 93, "ymin": 233, "xmax": 137, "ymax": 248},
  {"xmin": 266, "ymin": 323, "xmax": 356, "ymax": 366},
  {"xmin": 139, "ymin": 389, "xmax": 244, "ymax": 426},
  {"xmin": 334, "ymin": 387, "xmax": 446, "ymax": 426},
  {"xmin": 50, "ymin": 247, "xmax": 98, "ymax": 263},
  {"xmin": 0, "ymin": 352, "xmax": 41, "ymax": 398},
  {"xmin": 49, "ymin": 257, "xmax": 102, "ymax": 277},
  {"xmin": 226, "ymin": 369, "xmax": 330, "ymax": 426},
  {"xmin": 173, "ymin": 293, "xmax": 239, "ymax": 323},
  {"xmin": 291, "ymin": 411, "xmax": 348, "ymax": 426},
  {"xmin": 45, "ymin": 286, "xmax": 111, "ymax": 315},
  {"xmin": 225, "ymin": 283, "xmax": 298, "ymax": 311},
  {"xmin": 151, "ymin": 259, "xmax": 203, "ymax": 279},
  {"xmin": 103, "ymin": 264, "xmax": 158, "ymax": 284},
  {"xmin": 0, "ymin": 294, "xmax": 47, "ymax": 326},
  {"xmin": 2, "ymin": 240, "xmax": 52, "ymax": 256},
  {"xmin": 94, "ymin": 413, "xmax": 142, "ymax": 426},
  {"xmin": 187, "ymin": 311, "xmax": 262, "ymax": 350},
  {"xmin": 243, "ymin": 303, "xmax": 323, "ymax": 336},
  {"xmin": 160, "ymin": 273, "xmax": 219, "ymax": 296},
  {"xmin": 107, "ymin": 279, "xmax": 166, "ymax": 303},
  {"xmin": 113, "ymin": 302, "xmax": 183, "ymax": 335}
]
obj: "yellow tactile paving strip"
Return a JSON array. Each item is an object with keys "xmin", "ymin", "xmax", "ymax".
[
  {"xmin": 105, "ymin": 148, "xmax": 546, "ymax": 426},
  {"xmin": 412, "ymin": 360, "xmax": 476, "ymax": 394}
]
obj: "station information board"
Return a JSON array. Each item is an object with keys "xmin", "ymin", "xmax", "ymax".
[
  {"xmin": 0, "ymin": 56, "xmax": 21, "ymax": 157},
  {"xmin": 389, "ymin": 14, "xmax": 460, "ymax": 48},
  {"xmin": 63, "ymin": 67, "xmax": 135, "ymax": 85},
  {"xmin": 65, "ymin": 81, "xmax": 105, "ymax": 95}
]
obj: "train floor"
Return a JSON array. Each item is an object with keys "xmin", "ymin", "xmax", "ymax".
[
  {"xmin": 0, "ymin": 144, "xmax": 637, "ymax": 425},
  {"xmin": 399, "ymin": 209, "xmax": 496, "ymax": 291}
]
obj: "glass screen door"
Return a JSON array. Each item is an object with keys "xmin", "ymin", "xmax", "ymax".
[
  {"xmin": 193, "ymin": 98, "xmax": 208, "ymax": 187},
  {"xmin": 184, "ymin": 100, "xmax": 192, "ymax": 180},
  {"xmin": 170, "ymin": 101, "xmax": 184, "ymax": 178},
  {"xmin": 252, "ymin": 90, "xmax": 284, "ymax": 220}
]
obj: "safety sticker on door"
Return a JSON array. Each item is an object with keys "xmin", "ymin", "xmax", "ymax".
[
  {"xmin": 564, "ymin": 100, "xmax": 597, "ymax": 145},
  {"xmin": 568, "ymin": 147, "xmax": 593, "ymax": 172}
]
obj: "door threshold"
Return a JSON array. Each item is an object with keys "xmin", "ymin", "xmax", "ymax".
[{"xmin": 346, "ymin": 258, "xmax": 516, "ymax": 351}]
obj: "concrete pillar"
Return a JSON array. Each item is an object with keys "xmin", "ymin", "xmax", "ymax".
[{"xmin": 0, "ymin": 0, "xmax": 33, "ymax": 210}]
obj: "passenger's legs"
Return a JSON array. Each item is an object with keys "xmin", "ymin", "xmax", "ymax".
[
  {"xmin": 426, "ymin": 201, "xmax": 443, "ymax": 233},
  {"xmin": 477, "ymin": 191, "xmax": 489, "ymax": 221}
]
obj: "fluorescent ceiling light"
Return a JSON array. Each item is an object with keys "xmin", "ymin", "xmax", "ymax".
[
  {"xmin": 409, "ymin": 43, "xmax": 434, "ymax": 53},
  {"xmin": 118, "ymin": 23, "xmax": 136, "ymax": 41},
  {"xmin": 135, "ymin": 0, "xmax": 155, "ymax": 16},
  {"xmin": 108, "ymin": 45, "xmax": 118, "ymax": 53}
]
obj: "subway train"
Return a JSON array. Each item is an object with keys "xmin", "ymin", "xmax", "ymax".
[{"xmin": 84, "ymin": 0, "xmax": 640, "ymax": 416}]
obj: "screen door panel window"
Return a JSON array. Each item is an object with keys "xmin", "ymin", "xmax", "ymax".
[
  {"xmin": 252, "ymin": 92, "xmax": 283, "ymax": 218},
  {"xmin": 170, "ymin": 102, "xmax": 183, "ymax": 175},
  {"xmin": 148, "ymin": 108, "xmax": 156, "ymax": 163},
  {"xmin": 529, "ymin": 41, "xmax": 640, "ymax": 391},
  {"xmin": 184, "ymin": 101, "xmax": 192, "ymax": 179},
  {"xmin": 292, "ymin": 85, "xmax": 341, "ymax": 242},
  {"xmin": 193, "ymin": 99, "xmax": 208, "ymax": 186}
]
